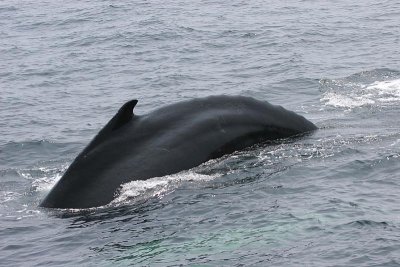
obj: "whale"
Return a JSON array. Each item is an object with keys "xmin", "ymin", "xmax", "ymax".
[{"xmin": 40, "ymin": 95, "xmax": 317, "ymax": 209}]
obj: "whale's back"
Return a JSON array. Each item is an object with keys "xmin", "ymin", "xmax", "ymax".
[{"xmin": 40, "ymin": 96, "xmax": 316, "ymax": 208}]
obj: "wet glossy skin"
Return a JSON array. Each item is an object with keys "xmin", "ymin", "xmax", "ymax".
[{"xmin": 40, "ymin": 95, "xmax": 317, "ymax": 208}]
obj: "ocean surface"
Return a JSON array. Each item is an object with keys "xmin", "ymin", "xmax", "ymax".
[{"xmin": 1, "ymin": 1, "xmax": 400, "ymax": 266}]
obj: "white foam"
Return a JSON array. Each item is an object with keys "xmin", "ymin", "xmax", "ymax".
[
  {"xmin": 0, "ymin": 191, "xmax": 22, "ymax": 204},
  {"xmin": 111, "ymin": 171, "xmax": 218, "ymax": 205},
  {"xmin": 31, "ymin": 173, "xmax": 62, "ymax": 192},
  {"xmin": 322, "ymin": 79, "xmax": 400, "ymax": 109},
  {"xmin": 28, "ymin": 164, "xmax": 68, "ymax": 192},
  {"xmin": 321, "ymin": 92, "xmax": 375, "ymax": 108},
  {"xmin": 364, "ymin": 79, "xmax": 400, "ymax": 102}
]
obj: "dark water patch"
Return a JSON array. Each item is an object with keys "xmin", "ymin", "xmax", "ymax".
[
  {"xmin": 40, "ymin": 197, "xmax": 166, "ymax": 230},
  {"xmin": 337, "ymin": 220, "xmax": 391, "ymax": 230},
  {"xmin": 328, "ymin": 198, "xmax": 358, "ymax": 207},
  {"xmin": 0, "ymin": 6, "xmax": 18, "ymax": 12}
]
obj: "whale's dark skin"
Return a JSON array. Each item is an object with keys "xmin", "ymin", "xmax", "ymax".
[{"xmin": 40, "ymin": 95, "xmax": 317, "ymax": 209}]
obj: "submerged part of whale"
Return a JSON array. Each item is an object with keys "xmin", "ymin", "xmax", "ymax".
[{"xmin": 40, "ymin": 95, "xmax": 317, "ymax": 209}]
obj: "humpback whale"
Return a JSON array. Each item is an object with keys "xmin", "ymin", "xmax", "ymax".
[{"xmin": 40, "ymin": 95, "xmax": 317, "ymax": 208}]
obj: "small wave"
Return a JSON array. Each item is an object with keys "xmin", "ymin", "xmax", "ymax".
[
  {"xmin": 17, "ymin": 164, "xmax": 67, "ymax": 180},
  {"xmin": 0, "ymin": 163, "xmax": 66, "ymax": 208},
  {"xmin": 0, "ymin": 139, "xmax": 79, "ymax": 171},
  {"xmin": 0, "ymin": 5, "xmax": 17, "ymax": 12},
  {"xmin": 321, "ymin": 92, "xmax": 375, "ymax": 108},
  {"xmin": 0, "ymin": 191, "xmax": 22, "ymax": 204},
  {"xmin": 2, "ymin": 139, "xmax": 54, "ymax": 148},
  {"xmin": 365, "ymin": 79, "xmax": 400, "ymax": 102},
  {"xmin": 0, "ymin": 169, "xmax": 20, "ymax": 180},
  {"xmin": 111, "ymin": 172, "xmax": 219, "ymax": 206},
  {"xmin": 31, "ymin": 174, "xmax": 62, "ymax": 193},
  {"xmin": 320, "ymin": 69, "xmax": 400, "ymax": 109},
  {"xmin": 0, "ymin": 139, "xmax": 76, "ymax": 156},
  {"xmin": 338, "ymin": 219, "xmax": 390, "ymax": 229}
]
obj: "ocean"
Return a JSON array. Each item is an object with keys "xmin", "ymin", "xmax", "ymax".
[{"xmin": 1, "ymin": 0, "xmax": 399, "ymax": 266}]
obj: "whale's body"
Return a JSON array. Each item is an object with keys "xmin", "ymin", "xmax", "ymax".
[{"xmin": 40, "ymin": 95, "xmax": 317, "ymax": 209}]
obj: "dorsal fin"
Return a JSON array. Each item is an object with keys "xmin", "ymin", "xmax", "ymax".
[
  {"xmin": 109, "ymin": 99, "xmax": 138, "ymax": 131},
  {"xmin": 82, "ymin": 100, "xmax": 138, "ymax": 154}
]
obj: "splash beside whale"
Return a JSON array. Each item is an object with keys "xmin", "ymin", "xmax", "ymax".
[{"xmin": 40, "ymin": 95, "xmax": 317, "ymax": 209}]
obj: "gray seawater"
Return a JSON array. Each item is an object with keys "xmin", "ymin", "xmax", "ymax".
[{"xmin": 1, "ymin": 0, "xmax": 400, "ymax": 266}]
